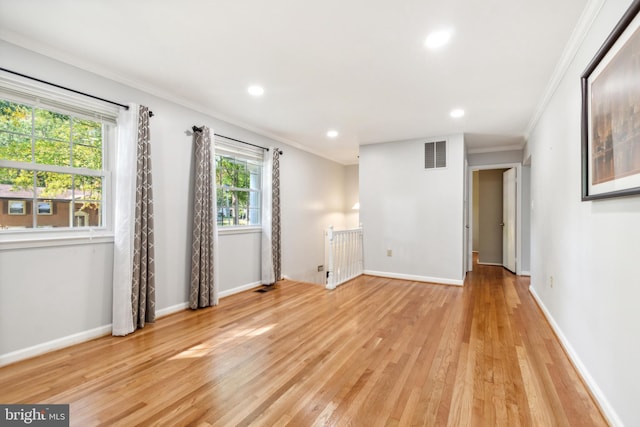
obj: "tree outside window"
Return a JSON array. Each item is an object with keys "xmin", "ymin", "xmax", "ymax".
[
  {"xmin": 0, "ymin": 100, "xmax": 105, "ymax": 229},
  {"xmin": 215, "ymin": 153, "xmax": 261, "ymax": 227}
]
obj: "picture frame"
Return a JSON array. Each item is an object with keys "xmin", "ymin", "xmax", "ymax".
[
  {"xmin": 581, "ymin": 0, "xmax": 640, "ymax": 201},
  {"xmin": 8, "ymin": 200, "xmax": 26, "ymax": 215},
  {"xmin": 37, "ymin": 200, "xmax": 53, "ymax": 215}
]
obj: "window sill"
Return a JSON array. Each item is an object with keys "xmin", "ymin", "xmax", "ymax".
[
  {"xmin": 218, "ymin": 226, "xmax": 262, "ymax": 236},
  {"xmin": 0, "ymin": 228, "xmax": 114, "ymax": 251}
]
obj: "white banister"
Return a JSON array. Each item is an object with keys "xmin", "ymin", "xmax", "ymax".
[{"xmin": 326, "ymin": 225, "xmax": 363, "ymax": 290}]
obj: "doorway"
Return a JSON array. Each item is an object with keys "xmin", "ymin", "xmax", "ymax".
[{"xmin": 467, "ymin": 163, "xmax": 522, "ymax": 274}]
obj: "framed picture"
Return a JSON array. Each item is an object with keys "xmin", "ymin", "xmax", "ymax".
[
  {"xmin": 37, "ymin": 200, "xmax": 53, "ymax": 215},
  {"xmin": 581, "ymin": 0, "xmax": 640, "ymax": 200},
  {"xmin": 8, "ymin": 200, "xmax": 26, "ymax": 215}
]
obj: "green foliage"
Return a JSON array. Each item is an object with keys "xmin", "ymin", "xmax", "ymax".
[
  {"xmin": 0, "ymin": 100, "xmax": 103, "ymax": 205},
  {"xmin": 216, "ymin": 155, "xmax": 260, "ymax": 226}
]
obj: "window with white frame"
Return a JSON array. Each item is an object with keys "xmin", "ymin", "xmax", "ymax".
[
  {"xmin": 0, "ymin": 81, "xmax": 116, "ymax": 232},
  {"xmin": 215, "ymin": 137, "xmax": 262, "ymax": 227}
]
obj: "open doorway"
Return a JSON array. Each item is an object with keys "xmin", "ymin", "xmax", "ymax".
[{"xmin": 468, "ymin": 163, "xmax": 522, "ymax": 274}]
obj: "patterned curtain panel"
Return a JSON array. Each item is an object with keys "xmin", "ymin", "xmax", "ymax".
[
  {"xmin": 112, "ymin": 104, "xmax": 156, "ymax": 336},
  {"xmin": 189, "ymin": 126, "xmax": 219, "ymax": 308},
  {"xmin": 131, "ymin": 106, "xmax": 156, "ymax": 328},
  {"xmin": 261, "ymin": 148, "xmax": 281, "ymax": 285},
  {"xmin": 272, "ymin": 149, "xmax": 282, "ymax": 281}
]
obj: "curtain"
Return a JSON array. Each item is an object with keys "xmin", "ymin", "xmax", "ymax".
[
  {"xmin": 112, "ymin": 104, "xmax": 155, "ymax": 336},
  {"xmin": 261, "ymin": 148, "xmax": 281, "ymax": 284},
  {"xmin": 189, "ymin": 126, "xmax": 219, "ymax": 308}
]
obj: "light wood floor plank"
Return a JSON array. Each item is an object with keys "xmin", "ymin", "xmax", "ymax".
[{"xmin": 0, "ymin": 262, "xmax": 608, "ymax": 426}]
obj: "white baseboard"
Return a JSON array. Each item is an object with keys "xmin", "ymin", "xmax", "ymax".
[
  {"xmin": 156, "ymin": 302, "xmax": 189, "ymax": 317},
  {"xmin": 218, "ymin": 281, "xmax": 262, "ymax": 298},
  {"xmin": 0, "ymin": 281, "xmax": 263, "ymax": 367},
  {"xmin": 0, "ymin": 324, "xmax": 112, "ymax": 368},
  {"xmin": 520, "ymin": 270, "xmax": 531, "ymax": 277},
  {"xmin": 528, "ymin": 286, "xmax": 622, "ymax": 427},
  {"xmin": 364, "ymin": 270, "xmax": 464, "ymax": 286},
  {"xmin": 477, "ymin": 262, "xmax": 503, "ymax": 266}
]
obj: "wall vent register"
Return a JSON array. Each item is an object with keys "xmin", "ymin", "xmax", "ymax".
[{"xmin": 424, "ymin": 140, "xmax": 446, "ymax": 169}]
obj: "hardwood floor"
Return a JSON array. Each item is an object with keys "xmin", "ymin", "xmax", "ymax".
[{"xmin": 0, "ymin": 264, "xmax": 608, "ymax": 426}]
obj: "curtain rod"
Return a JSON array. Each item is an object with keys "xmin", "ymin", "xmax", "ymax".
[
  {"xmin": 192, "ymin": 126, "xmax": 283, "ymax": 154},
  {"xmin": 0, "ymin": 67, "xmax": 154, "ymax": 117}
]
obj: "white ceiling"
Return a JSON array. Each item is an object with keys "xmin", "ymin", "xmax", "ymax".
[{"xmin": 0, "ymin": 0, "xmax": 588, "ymax": 164}]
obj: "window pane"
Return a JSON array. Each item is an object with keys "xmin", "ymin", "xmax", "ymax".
[
  {"xmin": 73, "ymin": 201, "xmax": 101, "ymax": 227},
  {"xmin": 34, "ymin": 108, "xmax": 70, "ymax": 141},
  {"xmin": 235, "ymin": 159, "xmax": 248, "ymax": 189},
  {"xmin": 248, "ymin": 207, "xmax": 260, "ymax": 225},
  {"xmin": 249, "ymin": 163, "xmax": 261, "ymax": 189},
  {"xmin": 75, "ymin": 174, "xmax": 102, "ymax": 202},
  {"xmin": 35, "ymin": 198, "xmax": 62, "ymax": 228},
  {"xmin": 0, "ymin": 101, "xmax": 32, "ymax": 135},
  {"xmin": 216, "ymin": 155, "xmax": 234, "ymax": 187},
  {"xmin": 73, "ymin": 119, "xmax": 102, "ymax": 169},
  {"xmin": 35, "ymin": 171, "xmax": 71, "ymax": 198},
  {"xmin": 0, "ymin": 131, "xmax": 32, "ymax": 162},
  {"xmin": 0, "ymin": 167, "xmax": 33, "ymax": 193},
  {"xmin": 0, "ymin": 167, "xmax": 34, "ymax": 229},
  {"xmin": 34, "ymin": 138, "xmax": 71, "ymax": 166},
  {"xmin": 215, "ymin": 150, "xmax": 262, "ymax": 227},
  {"xmin": 35, "ymin": 171, "xmax": 71, "ymax": 228}
]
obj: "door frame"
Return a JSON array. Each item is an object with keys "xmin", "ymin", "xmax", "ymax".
[{"xmin": 466, "ymin": 162, "xmax": 522, "ymax": 275}]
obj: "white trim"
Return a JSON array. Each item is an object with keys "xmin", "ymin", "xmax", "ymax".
[
  {"xmin": 156, "ymin": 302, "xmax": 189, "ymax": 318},
  {"xmin": 0, "ymin": 302, "xmax": 189, "ymax": 367},
  {"xmin": 467, "ymin": 145, "xmax": 525, "ymax": 155},
  {"xmin": 0, "ymin": 233, "xmax": 114, "ymax": 251},
  {"xmin": 520, "ymin": 270, "xmax": 531, "ymax": 276},
  {"xmin": 0, "ymin": 280, "xmax": 265, "ymax": 367},
  {"xmin": 529, "ymin": 286, "xmax": 622, "ymax": 427},
  {"xmin": 218, "ymin": 281, "xmax": 263, "ymax": 298},
  {"xmin": 0, "ymin": 324, "xmax": 112, "ymax": 368},
  {"xmin": 477, "ymin": 262, "xmax": 503, "ymax": 267},
  {"xmin": 364, "ymin": 270, "xmax": 464, "ymax": 286},
  {"xmin": 524, "ymin": 0, "xmax": 606, "ymax": 138},
  {"xmin": 218, "ymin": 226, "xmax": 262, "ymax": 236}
]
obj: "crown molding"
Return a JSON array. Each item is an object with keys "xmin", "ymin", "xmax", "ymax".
[{"xmin": 524, "ymin": 0, "xmax": 606, "ymax": 138}]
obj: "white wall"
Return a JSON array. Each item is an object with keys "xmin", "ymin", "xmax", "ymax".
[
  {"xmin": 520, "ymin": 165, "xmax": 531, "ymax": 274},
  {"xmin": 468, "ymin": 149, "xmax": 523, "ymax": 167},
  {"xmin": 344, "ymin": 165, "xmax": 360, "ymax": 229},
  {"xmin": 281, "ymin": 146, "xmax": 346, "ymax": 284},
  {"xmin": 0, "ymin": 40, "xmax": 349, "ymax": 362},
  {"xmin": 527, "ymin": 0, "xmax": 640, "ymax": 425},
  {"xmin": 359, "ymin": 134, "xmax": 465, "ymax": 285}
]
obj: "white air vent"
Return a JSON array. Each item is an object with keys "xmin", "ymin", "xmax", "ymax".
[{"xmin": 425, "ymin": 140, "xmax": 446, "ymax": 169}]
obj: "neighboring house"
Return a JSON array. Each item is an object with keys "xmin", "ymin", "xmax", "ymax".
[{"xmin": 0, "ymin": 184, "xmax": 100, "ymax": 229}]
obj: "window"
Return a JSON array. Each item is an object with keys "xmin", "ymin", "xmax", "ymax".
[
  {"xmin": 215, "ymin": 138, "xmax": 262, "ymax": 227},
  {"xmin": 0, "ymin": 83, "xmax": 115, "ymax": 234}
]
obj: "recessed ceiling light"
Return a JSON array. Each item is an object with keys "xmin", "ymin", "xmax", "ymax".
[
  {"xmin": 450, "ymin": 108, "xmax": 465, "ymax": 118},
  {"xmin": 327, "ymin": 130, "xmax": 339, "ymax": 138},
  {"xmin": 425, "ymin": 29, "xmax": 452, "ymax": 49},
  {"xmin": 247, "ymin": 85, "xmax": 264, "ymax": 96}
]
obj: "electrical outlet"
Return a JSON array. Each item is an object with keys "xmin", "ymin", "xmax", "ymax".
[
  {"xmin": 387, "ymin": 249, "xmax": 392, "ymax": 257},
  {"xmin": 550, "ymin": 275, "xmax": 554, "ymax": 288},
  {"xmin": 317, "ymin": 265, "xmax": 324, "ymax": 272}
]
